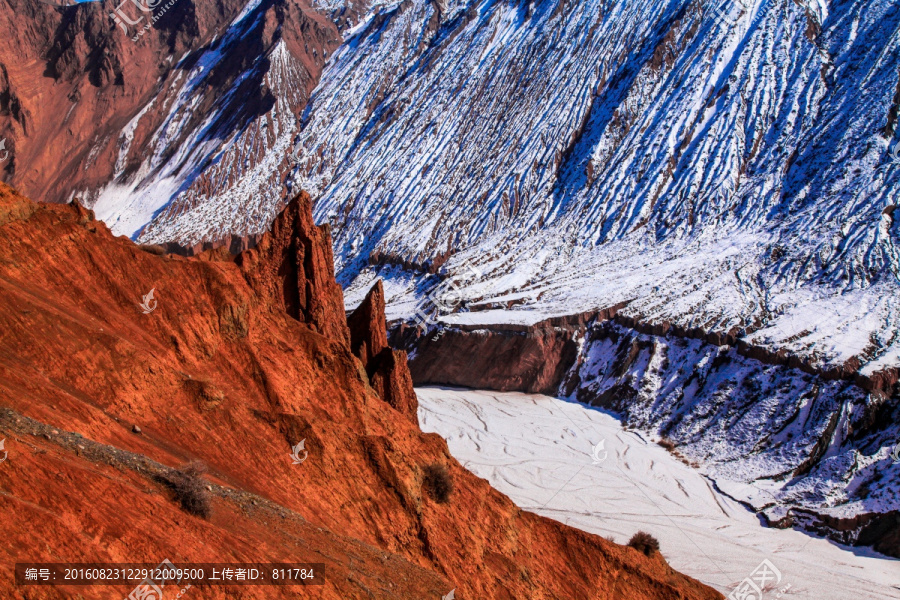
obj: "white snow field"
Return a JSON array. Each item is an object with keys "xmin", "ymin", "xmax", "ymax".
[{"xmin": 416, "ymin": 387, "xmax": 900, "ymax": 600}]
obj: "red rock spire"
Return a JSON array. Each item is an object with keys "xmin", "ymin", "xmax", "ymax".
[
  {"xmin": 237, "ymin": 192, "xmax": 350, "ymax": 345},
  {"xmin": 348, "ymin": 280, "xmax": 418, "ymax": 424}
]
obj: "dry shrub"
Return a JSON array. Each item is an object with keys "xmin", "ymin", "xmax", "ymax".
[
  {"xmin": 422, "ymin": 463, "xmax": 453, "ymax": 504},
  {"xmin": 168, "ymin": 461, "xmax": 212, "ymax": 518},
  {"xmin": 656, "ymin": 438, "xmax": 676, "ymax": 451},
  {"xmin": 628, "ymin": 531, "xmax": 660, "ymax": 556}
]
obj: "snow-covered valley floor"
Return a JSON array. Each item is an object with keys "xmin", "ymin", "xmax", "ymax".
[{"xmin": 416, "ymin": 387, "xmax": 900, "ymax": 599}]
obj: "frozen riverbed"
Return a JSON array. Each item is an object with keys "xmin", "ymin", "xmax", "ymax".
[{"xmin": 416, "ymin": 387, "xmax": 900, "ymax": 600}]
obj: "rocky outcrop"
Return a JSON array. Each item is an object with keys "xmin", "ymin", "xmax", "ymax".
[
  {"xmin": 399, "ymin": 323, "xmax": 578, "ymax": 394},
  {"xmin": 402, "ymin": 306, "xmax": 900, "ymax": 399},
  {"xmin": 238, "ymin": 190, "xmax": 350, "ymax": 345},
  {"xmin": 350, "ymin": 280, "xmax": 418, "ymax": 423},
  {"xmin": 348, "ymin": 279, "xmax": 390, "ymax": 365},
  {"xmin": 368, "ymin": 347, "xmax": 419, "ymax": 424},
  {"xmin": 0, "ymin": 184, "xmax": 720, "ymax": 599}
]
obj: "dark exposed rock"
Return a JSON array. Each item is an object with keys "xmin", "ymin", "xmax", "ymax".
[{"xmin": 392, "ymin": 310, "xmax": 615, "ymax": 394}]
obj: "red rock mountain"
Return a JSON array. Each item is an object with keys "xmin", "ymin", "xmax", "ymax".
[
  {"xmin": 0, "ymin": 183, "xmax": 721, "ymax": 599},
  {"xmin": 0, "ymin": 0, "xmax": 337, "ymax": 212}
]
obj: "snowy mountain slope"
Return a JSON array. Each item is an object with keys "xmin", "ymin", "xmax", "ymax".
[
  {"xmin": 264, "ymin": 0, "xmax": 900, "ymax": 373},
  {"xmin": 351, "ymin": 226, "xmax": 899, "ymax": 375},
  {"xmin": 88, "ymin": 0, "xmax": 899, "ymax": 368}
]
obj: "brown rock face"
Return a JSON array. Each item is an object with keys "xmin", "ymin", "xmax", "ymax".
[
  {"xmin": 348, "ymin": 279, "xmax": 390, "ymax": 365},
  {"xmin": 0, "ymin": 0, "xmax": 337, "ymax": 215},
  {"xmin": 370, "ymin": 346, "xmax": 419, "ymax": 424},
  {"xmin": 0, "ymin": 183, "xmax": 720, "ymax": 600},
  {"xmin": 394, "ymin": 312, "xmax": 606, "ymax": 394}
]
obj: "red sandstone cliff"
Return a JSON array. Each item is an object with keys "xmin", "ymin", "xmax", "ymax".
[
  {"xmin": 392, "ymin": 311, "xmax": 608, "ymax": 394},
  {"xmin": 237, "ymin": 192, "xmax": 350, "ymax": 345},
  {"xmin": 0, "ymin": 183, "xmax": 721, "ymax": 600}
]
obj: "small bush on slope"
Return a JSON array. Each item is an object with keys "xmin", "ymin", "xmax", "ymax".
[
  {"xmin": 628, "ymin": 531, "xmax": 660, "ymax": 557},
  {"xmin": 422, "ymin": 463, "xmax": 453, "ymax": 503},
  {"xmin": 168, "ymin": 461, "xmax": 212, "ymax": 518}
]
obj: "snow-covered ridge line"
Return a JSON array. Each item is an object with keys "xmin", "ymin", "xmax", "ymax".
[
  {"xmin": 398, "ymin": 304, "xmax": 899, "ymax": 393},
  {"xmin": 348, "ymin": 220, "xmax": 899, "ymax": 374}
]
